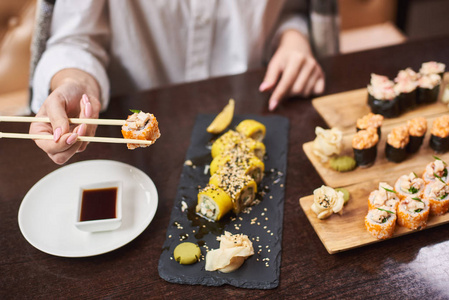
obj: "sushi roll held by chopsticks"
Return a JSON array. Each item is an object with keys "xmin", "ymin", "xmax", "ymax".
[{"xmin": 121, "ymin": 111, "xmax": 161, "ymax": 149}]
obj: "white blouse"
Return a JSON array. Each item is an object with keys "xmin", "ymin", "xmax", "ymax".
[{"xmin": 31, "ymin": 0, "xmax": 308, "ymax": 112}]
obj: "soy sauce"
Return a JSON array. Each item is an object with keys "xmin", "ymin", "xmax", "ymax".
[{"xmin": 80, "ymin": 187, "xmax": 117, "ymax": 221}]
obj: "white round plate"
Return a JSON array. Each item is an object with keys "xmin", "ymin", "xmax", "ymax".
[{"xmin": 18, "ymin": 160, "xmax": 158, "ymax": 257}]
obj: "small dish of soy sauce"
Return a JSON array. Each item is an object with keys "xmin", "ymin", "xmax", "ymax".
[{"xmin": 75, "ymin": 181, "xmax": 122, "ymax": 232}]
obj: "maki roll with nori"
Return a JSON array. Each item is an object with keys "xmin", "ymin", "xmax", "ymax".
[
  {"xmin": 417, "ymin": 74, "xmax": 441, "ymax": 104},
  {"xmin": 367, "ymin": 74, "xmax": 400, "ymax": 118},
  {"xmin": 394, "ymin": 68, "xmax": 418, "ymax": 112},
  {"xmin": 419, "ymin": 61, "xmax": 446, "ymax": 79},
  {"xmin": 429, "ymin": 115, "xmax": 449, "ymax": 153},
  {"xmin": 352, "ymin": 127, "xmax": 379, "ymax": 168},
  {"xmin": 356, "ymin": 112, "xmax": 383, "ymax": 138},
  {"xmin": 385, "ymin": 125, "xmax": 409, "ymax": 163},
  {"xmin": 406, "ymin": 117, "xmax": 427, "ymax": 153}
]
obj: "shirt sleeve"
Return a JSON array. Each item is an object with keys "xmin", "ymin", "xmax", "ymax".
[
  {"xmin": 269, "ymin": 0, "xmax": 309, "ymax": 54},
  {"xmin": 31, "ymin": 0, "xmax": 110, "ymax": 113}
]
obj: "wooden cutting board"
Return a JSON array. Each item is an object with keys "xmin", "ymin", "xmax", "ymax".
[
  {"xmin": 312, "ymin": 73, "xmax": 449, "ymax": 133},
  {"xmin": 299, "ymin": 178, "xmax": 449, "ymax": 254},
  {"xmin": 303, "ymin": 115, "xmax": 449, "ymax": 188},
  {"xmin": 301, "ymin": 73, "xmax": 449, "ymax": 254}
]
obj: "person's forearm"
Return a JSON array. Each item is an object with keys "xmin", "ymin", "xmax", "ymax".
[
  {"xmin": 51, "ymin": 68, "xmax": 101, "ymax": 102},
  {"xmin": 278, "ymin": 29, "xmax": 312, "ymax": 56}
]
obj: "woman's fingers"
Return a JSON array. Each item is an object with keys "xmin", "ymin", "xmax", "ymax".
[{"xmin": 268, "ymin": 53, "xmax": 305, "ymax": 111}]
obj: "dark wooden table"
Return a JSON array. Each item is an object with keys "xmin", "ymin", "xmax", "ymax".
[{"xmin": 2, "ymin": 35, "xmax": 449, "ymax": 299}]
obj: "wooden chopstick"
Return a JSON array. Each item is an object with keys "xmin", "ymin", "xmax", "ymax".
[
  {"xmin": 0, "ymin": 116, "xmax": 125, "ymax": 126},
  {"xmin": 0, "ymin": 132, "xmax": 154, "ymax": 145}
]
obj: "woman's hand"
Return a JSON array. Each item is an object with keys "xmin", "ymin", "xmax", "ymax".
[
  {"xmin": 29, "ymin": 69, "xmax": 101, "ymax": 164},
  {"xmin": 260, "ymin": 29, "xmax": 325, "ymax": 111}
]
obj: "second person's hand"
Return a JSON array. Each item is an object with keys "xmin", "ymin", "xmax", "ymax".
[{"xmin": 259, "ymin": 29, "xmax": 325, "ymax": 111}]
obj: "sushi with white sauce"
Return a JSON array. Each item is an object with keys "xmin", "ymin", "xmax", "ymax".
[
  {"xmin": 397, "ymin": 196, "xmax": 429, "ymax": 230},
  {"xmin": 365, "ymin": 205, "xmax": 397, "ymax": 239},
  {"xmin": 423, "ymin": 180, "xmax": 449, "ymax": 216},
  {"xmin": 422, "ymin": 158, "xmax": 449, "ymax": 184},
  {"xmin": 368, "ymin": 182, "xmax": 400, "ymax": 211},
  {"xmin": 394, "ymin": 172, "xmax": 425, "ymax": 199}
]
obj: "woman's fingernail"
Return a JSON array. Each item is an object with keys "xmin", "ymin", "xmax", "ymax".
[
  {"xmin": 82, "ymin": 94, "xmax": 89, "ymax": 105},
  {"xmin": 85, "ymin": 102, "xmax": 92, "ymax": 118},
  {"xmin": 268, "ymin": 100, "xmax": 277, "ymax": 111},
  {"xmin": 77, "ymin": 124, "xmax": 86, "ymax": 135},
  {"xmin": 66, "ymin": 133, "xmax": 78, "ymax": 145},
  {"xmin": 259, "ymin": 82, "xmax": 268, "ymax": 92},
  {"xmin": 53, "ymin": 127, "xmax": 62, "ymax": 141}
]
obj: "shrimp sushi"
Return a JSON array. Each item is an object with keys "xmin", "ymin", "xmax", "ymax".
[
  {"xmin": 352, "ymin": 127, "xmax": 379, "ymax": 168},
  {"xmin": 394, "ymin": 172, "xmax": 425, "ymax": 199},
  {"xmin": 385, "ymin": 125, "xmax": 409, "ymax": 163},
  {"xmin": 368, "ymin": 182, "xmax": 400, "ymax": 211},
  {"xmin": 365, "ymin": 206, "xmax": 397, "ymax": 239},
  {"xmin": 419, "ymin": 61, "xmax": 446, "ymax": 79},
  {"xmin": 429, "ymin": 115, "xmax": 449, "ymax": 153},
  {"xmin": 394, "ymin": 68, "xmax": 418, "ymax": 112},
  {"xmin": 406, "ymin": 117, "xmax": 427, "ymax": 153},
  {"xmin": 423, "ymin": 180, "xmax": 449, "ymax": 216},
  {"xmin": 397, "ymin": 196, "xmax": 429, "ymax": 230},
  {"xmin": 417, "ymin": 74, "xmax": 441, "ymax": 104},
  {"xmin": 236, "ymin": 119, "xmax": 266, "ymax": 142},
  {"xmin": 196, "ymin": 185, "xmax": 233, "ymax": 221},
  {"xmin": 422, "ymin": 158, "xmax": 449, "ymax": 184},
  {"xmin": 367, "ymin": 73, "xmax": 400, "ymax": 118},
  {"xmin": 121, "ymin": 111, "xmax": 160, "ymax": 149}
]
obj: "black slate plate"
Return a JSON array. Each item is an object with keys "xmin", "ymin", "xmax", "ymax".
[{"xmin": 158, "ymin": 114, "xmax": 289, "ymax": 289}]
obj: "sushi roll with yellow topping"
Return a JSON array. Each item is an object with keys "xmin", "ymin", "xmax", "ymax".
[
  {"xmin": 236, "ymin": 119, "xmax": 266, "ymax": 142},
  {"xmin": 196, "ymin": 185, "xmax": 233, "ymax": 221},
  {"xmin": 211, "ymin": 130, "xmax": 265, "ymax": 159},
  {"xmin": 209, "ymin": 172, "xmax": 257, "ymax": 214}
]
